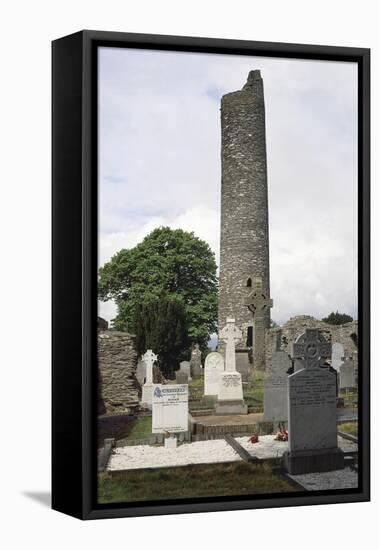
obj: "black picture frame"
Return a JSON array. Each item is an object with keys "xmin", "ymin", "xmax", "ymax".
[{"xmin": 52, "ymin": 30, "xmax": 370, "ymax": 520}]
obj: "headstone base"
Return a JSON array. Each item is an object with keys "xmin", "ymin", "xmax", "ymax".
[
  {"xmin": 282, "ymin": 447, "xmax": 345, "ymax": 475},
  {"xmin": 214, "ymin": 400, "xmax": 248, "ymax": 415}
]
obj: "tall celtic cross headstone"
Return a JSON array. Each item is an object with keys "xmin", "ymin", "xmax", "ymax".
[
  {"xmin": 283, "ymin": 329, "xmax": 344, "ymax": 474},
  {"xmin": 142, "ymin": 349, "xmax": 158, "ymax": 384},
  {"xmin": 219, "ymin": 318, "xmax": 242, "ymax": 372},
  {"xmin": 140, "ymin": 349, "xmax": 158, "ymax": 410},
  {"xmin": 292, "ymin": 328, "xmax": 331, "ymax": 370},
  {"xmin": 215, "ymin": 318, "xmax": 247, "ymax": 415},
  {"xmin": 244, "ymin": 277, "xmax": 273, "ymax": 369}
]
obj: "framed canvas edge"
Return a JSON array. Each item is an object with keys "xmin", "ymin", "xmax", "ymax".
[{"xmin": 52, "ymin": 30, "xmax": 370, "ymax": 520}]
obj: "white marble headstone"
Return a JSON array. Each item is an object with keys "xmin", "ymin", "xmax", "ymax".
[
  {"xmin": 152, "ymin": 384, "xmax": 188, "ymax": 434},
  {"xmin": 204, "ymin": 352, "xmax": 224, "ymax": 396},
  {"xmin": 331, "ymin": 343, "xmax": 344, "ymax": 372},
  {"xmin": 140, "ymin": 349, "xmax": 158, "ymax": 409}
]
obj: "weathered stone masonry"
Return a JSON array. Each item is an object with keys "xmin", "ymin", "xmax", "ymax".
[
  {"xmin": 98, "ymin": 331, "xmax": 140, "ymax": 415},
  {"xmin": 265, "ymin": 316, "xmax": 358, "ymax": 368},
  {"xmin": 218, "ymin": 70, "xmax": 271, "ymax": 348}
]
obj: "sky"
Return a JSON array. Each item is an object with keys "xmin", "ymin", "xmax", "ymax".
[{"xmin": 98, "ymin": 46, "xmax": 358, "ymax": 326}]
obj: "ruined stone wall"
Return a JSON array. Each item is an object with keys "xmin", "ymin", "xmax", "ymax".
[
  {"xmin": 218, "ymin": 70, "xmax": 270, "ymax": 348},
  {"xmin": 98, "ymin": 331, "xmax": 140, "ymax": 415},
  {"xmin": 265, "ymin": 316, "xmax": 358, "ymax": 367}
]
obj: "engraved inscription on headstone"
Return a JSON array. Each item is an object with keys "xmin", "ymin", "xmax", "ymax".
[
  {"xmin": 204, "ymin": 352, "xmax": 224, "ymax": 396},
  {"xmin": 288, "ymin": 368, "xmax": 337, "ymax": 451},
  {"xmin": 152, "ymin": 384, "xmax": 188, "ymax": 434}
]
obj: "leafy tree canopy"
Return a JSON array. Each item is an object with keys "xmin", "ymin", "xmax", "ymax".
[
  {"xmin": 134, "ymin": 295, "xmax": 189, "ymax": 378},
  {"xmin": 98, "ymin": 226, "xmax": 218, "ymax": 350},
  {"xmin": 322, "ymin": 311, "xmax": 353, "ymax": 325}
]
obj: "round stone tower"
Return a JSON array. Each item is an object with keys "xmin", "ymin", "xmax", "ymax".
[{"xmin": 218, "ymin": 70, "xmax": 271, "ymax": 350}]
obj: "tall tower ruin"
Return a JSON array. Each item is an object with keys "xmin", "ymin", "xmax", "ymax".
[{"xmin": 218, "ymin": 70, "xmax": 271, "ymax": 364}]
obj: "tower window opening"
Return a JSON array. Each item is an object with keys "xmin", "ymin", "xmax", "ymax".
[{"xmin": 247, "ymin": 277, "xmax": 252, "ymax": 288}]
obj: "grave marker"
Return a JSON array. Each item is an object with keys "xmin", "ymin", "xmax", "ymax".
[
  {"xmin": 152, "ymin": 384, "xmax": 188, "ymax": 434},
  {"xmin": 339, "ymin": 358, "xmax": 356, "ymax": 389},
  {"xmin": 140, "ymin": 349, "xmax": 157, "ymax": 410},
  {"xmin": 263, "ymin": 351, "xmax": 291, "ymax": 423},
  {"xmin": 283, "ymin": 329, "xmax": 344, "ymax": 474},
  {"xmin": 215, "ymin": 318, "xmax": 247, "ymax": 414},
  {"xmin": 204, "ymin": 352, "xmax": 224, "ymax": 397}
]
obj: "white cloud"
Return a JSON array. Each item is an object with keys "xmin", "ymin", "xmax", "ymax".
[{"xmin": 98, "ymin": 48, "xmax": 358, "ymax": 326}]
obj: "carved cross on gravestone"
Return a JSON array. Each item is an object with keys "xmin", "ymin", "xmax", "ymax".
[
  {"xmin": 243, "ymin": 277, "xmax": 273, "ymax": 369},
  {"xmin": 220, "ymin": 318, "xmax": 242, "ymax": 372},
  {"xmin": 292, "ymin": 329, "xmax": 331, "ymax": 370},
  {"xmin": 142, "ymin": 349, "xmax": 158, "ymax": 384}
]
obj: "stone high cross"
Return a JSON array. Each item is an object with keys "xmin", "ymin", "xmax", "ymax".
[
  {"xmin": 292, "ymin": 329, "xmax": 331, "ymax": 370},
  {"xmin": 244, "ymin": 277, "xmax": 273, "ymax": 369},
  {"xmin": 220, "ymin": 318, "xmax": 242, "ymax": 372},
  {"xmin": 142, "ymin": 349, "xmax": 158, "ymax": 384}
]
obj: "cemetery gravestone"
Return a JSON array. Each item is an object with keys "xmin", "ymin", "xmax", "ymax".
[
  {"xmin": 140, "ymin": 349, "xmax": 158, "ymax": 410},
  {"xmin": 179, "ymin": 360, "xmax": 191, "ymax": 380},
  {"xmin": 190, "ymin": 344, "xmax": 202, "ymax": 377},
  {"xmin": 283, "ymin": 329, "xmax": 344, "ymax": 474},
  {"xmin": 331, "ymin": 342, "xmax": 344, "ymax": 372},
  {"xmin": 339, "ymin": 358, "xmax": 356, "ymax": 389},
  {"xmin": 215, "ymin": 318, "xmax": 247, "ymax": 414},
  {"xmin": 176, "ymin": 370, "xmax": 189, "ymax": 385},
  {"xmin": 152, "ymin": 384, "xmax": 189, "ymax": 434},
  {"xmin": 204, "ymin": 352, "xmax": 224, "ymax": 398},
  {"xmin": 263, "ymin": 351, "xmax": 291, "ymax": 424}
]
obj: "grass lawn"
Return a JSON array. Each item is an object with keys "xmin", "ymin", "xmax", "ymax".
[
  {"xmin": 188, "ymin": 375, "xmax": 204, "ymax": 399},
  {"xmin": 338, "ymin": 388, "xmax": 358, "ymax": 408},
  {"xmin": 98, "ymin": 461, "xmax": 297, "ymax": 504},
  {"xmin": 338, "ymin": 422, "xmax": 358, "ymax": 437},
  {"xmin": 243, "ymin": 370, "xmax": 264, "ymax": 408},
  {"xmin": 124, "ymin": 416, "xmax": 152, "ymax": 440}
]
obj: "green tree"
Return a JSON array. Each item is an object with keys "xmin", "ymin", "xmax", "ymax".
[
  {"xmin": 98, "ymin": 226, "xmax": 218, "ymax": 350},
  {"xmin": 322, "ymin": 311, "xmax": 353, "ymax": 325},
  {"xmin": 134, "ymin": 295, "xmax": 189, "ymax": 378}
]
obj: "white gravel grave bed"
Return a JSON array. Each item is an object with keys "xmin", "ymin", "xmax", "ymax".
[
  {"xmin": 108, "ymin": 439, "xmax": 241, "ymax": 471},
  {"xmin": 107, "ymin": 435, "xmax": 358, "ymax": 472},
  {"xmin": 289, "ymin": 467, "xmax": 358, "ymax": 491},
  {"xmin": 236, "ymin": 435, "xmax": 357, "ymax": 459}
]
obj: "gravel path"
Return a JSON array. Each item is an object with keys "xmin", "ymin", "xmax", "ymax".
[
  {"xmin": 289, "ymin": 467, "xmax": 358, "ymax": 490},
  {"xmin": 107, "ymin": 435, "xmax": 357, "ymax": 471}
]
